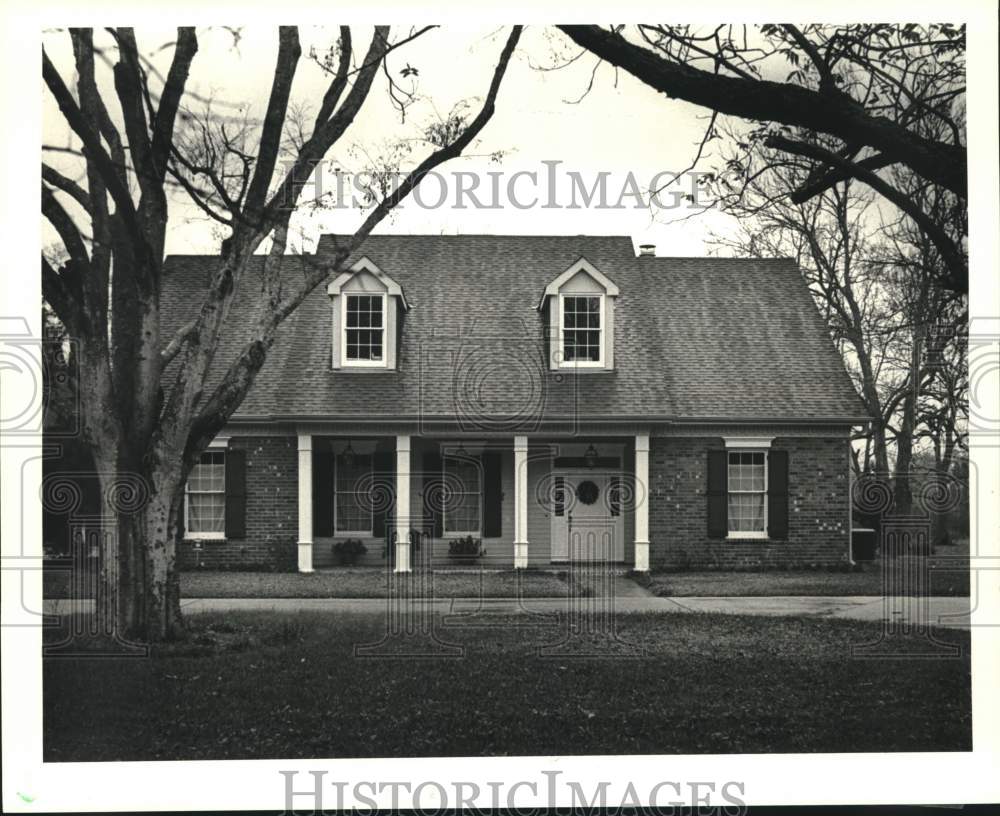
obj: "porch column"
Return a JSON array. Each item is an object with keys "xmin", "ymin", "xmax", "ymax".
[
  {"xmin": 395, "ymin": 435, "xmax": 411, "ymax": 573},
  {"xmin": 634, "ymin": 433, "xmax": 650, "ymax": 572},
  {"xmin": 514, "ymin": 435, "xmax": 529, "ymax": 568},
  {"xmin": 297, "ymin": 432, "xmax": 314, "ymax": 573}
]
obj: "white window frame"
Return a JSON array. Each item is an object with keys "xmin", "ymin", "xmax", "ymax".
[
  {"xmin": 442, "ymin": 455, "xmax": 483, "ymax": 537},
  {"xmin": 726, "ymin": 449, "xmax": 769, "ymax": 540},
  {"xmin": 558, "ymin": 293, "xmax": 605, "ymax": 368},
  {"xmin": 333, "ymin": 451, "xmax": 375, "ymax": 536},
  {"xmin": 185, "ymin": 449, "xmax": 226, "ymax": 540},
  {"xmin": 340, "ymin": 292, "xmax": 387, "ymax": 368}
]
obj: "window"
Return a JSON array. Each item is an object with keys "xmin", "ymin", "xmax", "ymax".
[
  {"xmin": 560, "ymin": 294, "xmax": 604, "ymax": 365},
  {"xmin": 335, "ymin": 451, "xmax": 374, "ymax": 534},
  {"xmin": 186, "ymin": 451, "xmax": 225, "ymax": 538},
  {"xmin": 727, "ymin": 451, "xmax": 767, "ymax": 537},
  {"xmin": 342, "ymin": 293, "xmax": 385, "ymax": 365},
  {"xmin": 444, "ymin": 457, "xmax": 481, "ymax": 535}
]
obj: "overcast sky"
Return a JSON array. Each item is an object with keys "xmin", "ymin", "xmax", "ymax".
[{"xmin": 42, "ymin": 25, "xmax": 756, "ymax": 257}]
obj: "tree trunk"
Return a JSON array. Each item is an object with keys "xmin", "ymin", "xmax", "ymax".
[
  {"xmin": 120, "ymin": 479, "xmax": 184, "ymax": 642},
  {"xmin": 89, "ymin": 456, "xmax": 184, "ymax": 645}
]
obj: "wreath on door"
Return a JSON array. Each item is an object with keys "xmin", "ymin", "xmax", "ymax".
[{"xmin": 575, "ymin": 479, "xmax": 600, "ymax": 505}]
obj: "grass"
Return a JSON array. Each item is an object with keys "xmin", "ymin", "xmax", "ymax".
[
  {"xmin": 641, "ymin": 557, "xmax": 970, "ymax": 598},
  {"xmin": 43, "ymin": 568, "xmax": 575, "ymax": 600},
  {"xmin": 43, "ymin": 609, "xmax": 970, "ymax": 760}
]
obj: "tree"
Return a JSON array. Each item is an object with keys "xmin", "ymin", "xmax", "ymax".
[
  {"xmin": 41, "ymin": 26, "xmax": 522, "ymax": 641},
  {"xmin": 709, "ymin": 132, "xmax": 967, "ymax": 521},
  {"xmin": 557, "ymin": 24, "xmax": 968, "ymax": 292}
]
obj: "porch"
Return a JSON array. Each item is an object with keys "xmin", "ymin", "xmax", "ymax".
[{"xmin": 295, "ymin": 433, "xmax": 651, "ymax": 572}]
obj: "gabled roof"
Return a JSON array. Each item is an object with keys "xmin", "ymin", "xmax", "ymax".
[
  {"xmin": 160, "ymin": 234, "xmax": 868, "ymax": 423},
  {"xmin": 537, "ymin": 256, "xmax": 620, "ymax": 310},
  {"xmin": 327, "ymin": 255, "xmax": 409, "ymax": 309}
]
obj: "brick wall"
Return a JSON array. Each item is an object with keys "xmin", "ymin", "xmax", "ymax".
[
  {"xmin": 179, "ymin": 436, "xmax": 298, "ymax": 571},
  {"xmin": 648, "ymin": 435, "xmax": 851, "ymax": 570}
]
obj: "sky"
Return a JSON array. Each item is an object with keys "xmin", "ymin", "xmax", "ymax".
[{"xmin": 41, "ymin": 25, "xmax": 743, "ymax": 258}]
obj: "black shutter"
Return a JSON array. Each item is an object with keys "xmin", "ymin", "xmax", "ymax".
[
  {"xmin": 706, "ymin": 449, "xmax": 728, "ymax": 539},
  {"xmin": 224, "ymin": 448, "xmax": 247, "ymax": 539},
  {"xmin": 313, "ymin": 450, "xmax": 334, "ymax": 537},
  {"xmin": 482, "ymin": 451, "xmax": 503, "ymax": 538},
  {"xmin": 177, "ymin": 485, "xmax": 186, "ymax": 540},
  {"xmin": 768, "ymin": 449, "xmax": 789, "ymax": 540},
  {"xmin": 423, "ymin": 450, "xmax": 444, "ymax": 538},
  {"xmin": 372, "ymin": 450, "xmax": 394, "ymax": 539}
]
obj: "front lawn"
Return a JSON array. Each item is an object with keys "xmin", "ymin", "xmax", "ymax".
[
  {"xmin": 639, "ymin": 559, "xmax": 970, "ymax": 598},
  {"xmin": 44, "ymin": 610, "xmax": 970, "ymax": 760},
  {"xmin": 182, "ymin": 568, "xmax": 573, "ymax": 598},
  {"xmin": 44, "ymin": 568, "xmax": 574, "ymax": 600}
]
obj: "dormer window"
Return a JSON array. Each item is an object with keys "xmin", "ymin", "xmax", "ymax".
[
  {"xmin": 343, "ymin": 293, "xmax": 386, "ymax": 365},
  {"xmin": 328, "ymin": 256, "xmax": 408, "ymax": 371},
  {"xmin": 560, "ymin": 294, "xmax": 604, "ymax": 366},
  {"xmin": 539, "ymin": 257, "xmax": 619, "ymax": 371}
]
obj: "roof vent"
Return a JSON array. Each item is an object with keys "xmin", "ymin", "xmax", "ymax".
[{"xmin": 638, "ymin": 243, "xmax": 656, "ymax": 257}]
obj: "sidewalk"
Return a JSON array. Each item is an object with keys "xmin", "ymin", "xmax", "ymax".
[{"xmin": 43, "ymin": 594, "xmax": 973, "ymax": 628}]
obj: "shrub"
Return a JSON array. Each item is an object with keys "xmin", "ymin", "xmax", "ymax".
[
  {"xmin": 448, "ymin": 535, "xmax": 485, "ymax": 559},
  {"xmin": 332, "ymin": 538, "xmax": 367, "ymax": 566}
]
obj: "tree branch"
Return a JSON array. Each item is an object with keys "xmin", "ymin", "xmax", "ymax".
[
  {"xmin": 557, "ymin": 25, "xmax": 967, "ymax": 199},
  {"xmin": 767, "ymin": 134, "xmax": 967, "ymax": 292},
  {"xmin": 188, "ymin": 26, "xmax": 524, "ymax": 448},
  {"xmin": 42, "ymin": 163, "xmax": 93, "ymax": 212},
  {"xmin": 159, "ymin": 318, "xmax": 198, "ymax": 366},
  {"xmin": 42, "ymin": 48, "xmax": 145, "ymax": 251}
]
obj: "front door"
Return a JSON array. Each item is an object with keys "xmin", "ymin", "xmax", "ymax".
[{"xmin": 550, "ymin": 472, "xmax": 624, "ymax": 562}]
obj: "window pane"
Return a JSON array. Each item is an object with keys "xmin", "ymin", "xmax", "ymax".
[
  {"xmin": 189, "ymin": 494, "xmax": 225, "ymax": 533},
  {"xmin": 728, "ymin": 493, "xmax": 765, "ymax": 532},
  {"xmin": 345, "ymin": 295, "xmax": 384, "ymax": 360},
  {"xmin": 335, "ymin": 453, "xmax": 373, "ymax": 531},
  {"xmin": 444, "ymin": 457, "xmax": 481, "ymax": 532},
  {"xmin": 189, "ymin": 452, "xmax": 225, "ymax": 493},
  {"xmin": 447, "ymin": 459, "xmax": 480, "ymax": 493},
  {"xmin": 728, "ymin": 451, "xmax": 765, "ymax": 492},
  {"xmin": 336, "ymin": 453, "xmax": 372, "ymax": 491},
  {"xmin": 444, "ymin": 492, "xmax": 480, "ymax": 533},
  {"xmin": 335, "ymin": 490, "xmax": 369, "ymax": 532}
]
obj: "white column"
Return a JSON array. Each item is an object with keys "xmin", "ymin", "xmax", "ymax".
[
  {"xmin": 395, "ymin": 435, "xmax": 411, "ymax": 573},
  {"xmin": 634, "ymin": 433, "xmax": 650, "ymax": 572},
  {"xmin": 514, "ymin": 435, "xmax": 529, "ymax": 568},
  {"xmin": 297, "ymin": 432, "xmax": 314, "ymax": 573}
]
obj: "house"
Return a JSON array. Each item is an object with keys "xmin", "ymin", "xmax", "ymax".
[{"xmin": 163, "ymin": 234, "xmax": 868, "ymax": 572}]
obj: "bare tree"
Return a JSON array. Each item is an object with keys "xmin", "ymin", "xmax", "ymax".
[
  {"xmin": 41, "ymin": 25, "xmax": 522, "ymax": 641},
  {"xmin": 557, "ymin": 24, "xmax": 968, "ymax": 292},
  {"xmin": 710, "ymin": 136, "xmax": 967, "ymax": 514}
]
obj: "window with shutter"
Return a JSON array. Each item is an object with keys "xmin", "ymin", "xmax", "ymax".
[{"xmin": 186, "ymin": 451, "xmax": 226, "ymax": 539}]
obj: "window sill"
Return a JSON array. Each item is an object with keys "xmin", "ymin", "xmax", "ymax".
[
  {"xmin": 550, "ymin": 367, "xmax": 615, "ymax": 375},
  {"xmin": 332, "ymin": 366, "xmax": 398, "ymax": 375},
  {"xmin": 726, "ymin": 534, "xmax": 770, "ymax": 542},
  {"xmin": 185, "ymin": 536, "xmax": 227, "ymax": 544}
]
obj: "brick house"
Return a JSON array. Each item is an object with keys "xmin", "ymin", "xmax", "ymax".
[{"xmin": 165, "ymin": 234, "xmax": 868, "ymax": 572}]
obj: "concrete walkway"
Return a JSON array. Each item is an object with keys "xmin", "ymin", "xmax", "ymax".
[{"xmin": 44, "ymin": 594, "xmax": 972, "ymax": 628}]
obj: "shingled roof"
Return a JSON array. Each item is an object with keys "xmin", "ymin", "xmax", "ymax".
[{"xmin": 160, "ymin": 234, "xmax": 867, "ymax": 424}]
